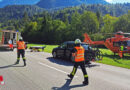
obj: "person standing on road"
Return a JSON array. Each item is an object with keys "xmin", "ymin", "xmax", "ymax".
[
  {"xmin": 8, "ymin": 39, "xmax": 13, "ymax": 50},
  {"xmin": 68, "ymin": 39, "xmax": 89, "ymax": 85},
  {"xmin": 15, "ymin": 37, "xmax": 26, "ymax": 66}
]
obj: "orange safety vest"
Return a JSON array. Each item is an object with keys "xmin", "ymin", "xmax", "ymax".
[
  {"xmin": 74, "ymin": 46, "xmax": 85, "ymax": 62},
  {"xmin": 17, "ymin": 41, "xmax": 25, "ymax": 50}
]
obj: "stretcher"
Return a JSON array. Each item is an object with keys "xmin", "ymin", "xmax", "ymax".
[{"xmin": 29, "ymin": 46, "xmax": 46, "ymax": 52}]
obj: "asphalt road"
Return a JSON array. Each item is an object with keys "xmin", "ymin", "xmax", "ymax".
[{"xmin": 0, "ymin": 49, "xmax": 130, "ymax": 90}]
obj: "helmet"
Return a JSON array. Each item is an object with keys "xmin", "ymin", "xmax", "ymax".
[
  {"xmin": 75, "ymin": 39, "xmax": 81, "ymax": 44},
  {"xmin": 19, "ymin": 37, "xmax": 23, "ymax": 41}
]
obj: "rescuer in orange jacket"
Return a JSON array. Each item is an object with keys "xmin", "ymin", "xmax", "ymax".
[
  {"xmin": 15, "ymin": 37, "xmax": 26, "ymax": 66},
  {"xmin": 68, "ymin": 39, "xmax": 88, "ymax": 85},
  {"xmin": 119, "ymin": 44, "xmax": 124, "ymax": 58}
]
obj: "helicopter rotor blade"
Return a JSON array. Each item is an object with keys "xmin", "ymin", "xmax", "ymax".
[
  {"xmin": 102, "ymin": 33, "xmax": 115, "ymax": 35},
  {"xmin": 123, "ymin": 33, "xmax": 130, "ymax": 35}
]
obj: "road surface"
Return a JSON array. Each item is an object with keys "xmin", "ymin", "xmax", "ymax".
[{"xmin": 0, "ymin": 49, "xmax": 130, "ymax": 90}]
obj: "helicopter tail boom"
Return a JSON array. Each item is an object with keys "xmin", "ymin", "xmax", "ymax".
[
  {"xmin": 83, "ymin": 33, "xmax": 93, "ymax": 44},
  {"xmin": 83, "ymin": 33, "xmax": 104, "ymax": 45}
]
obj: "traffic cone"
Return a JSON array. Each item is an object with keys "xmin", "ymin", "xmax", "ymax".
[{"xmin": 0, "ymin": 75, "xmax": 5, "ymax": 85}]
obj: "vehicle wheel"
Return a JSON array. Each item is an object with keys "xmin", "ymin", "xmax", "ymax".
[
  {"xmin": 53, "ymin": 51, "xmax": 57, "ymax": 58},
  {"xmin": 95, "ymin": 50, "xmax": 103, "ymax": 61}
]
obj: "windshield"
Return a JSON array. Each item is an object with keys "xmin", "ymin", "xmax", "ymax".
[
  {"xmin": 127, "ymin": 41, "xmax": 130, "ymax": 46},
  {"xmin": 81, "ymin": 44, "xmax": 91, "ymax": 50}
]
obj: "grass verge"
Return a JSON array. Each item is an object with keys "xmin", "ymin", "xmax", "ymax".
[{"xmin": 97, "ymin": 49, "xmax": 130, "ymax": 69}]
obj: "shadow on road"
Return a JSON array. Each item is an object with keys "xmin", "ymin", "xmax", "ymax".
[
  {"xmin": 0, "ymin": 49, "xmax": 13, "ymax": 52},
  {"xmin": 86, "ymin": 64, "xmax": 100, "ymax": 68},
  {"xmin": 47, "ymin": 57, "xmax": 100, "ymax": 68},
  {"xmin": 47, "ymin": 57, "xmax": 73, "ymax": 66},
  {"xmin": 52, "ymin": 79, "xmax": 86, "ymax": 90},
  {"xmin": 0, "ymin": 64, "xmax": 25, "ymax": 69}
]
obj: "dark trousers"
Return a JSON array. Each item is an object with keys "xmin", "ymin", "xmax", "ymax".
[
  {"xmin": 70, "ymin": 62, "xmax": 88, "ymax": 81},
  {"xmin": 17, "ymin": 49, "xmax": 26, "ymax": 61}
]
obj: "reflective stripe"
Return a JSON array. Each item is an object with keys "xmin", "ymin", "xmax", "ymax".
[
  {"xmin": 23, "ymin": 57, "xmax": 26, "ymax": 60},
  {"xmin": 84, "ymin": 75, "xmax": 88, "ymax": 78},
  {"xmin": 75, "ymin": 56, "xmax": 84, "ymax": 59},
  {"xmin": 71, "ymin": 68, "xmax": 76, "ymax": 75},
  {"xmin": 77, "ymin": 53, "xmax": 84, "ymax": 56}
]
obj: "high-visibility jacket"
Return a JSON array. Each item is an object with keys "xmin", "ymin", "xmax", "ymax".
[
  {"xmin": 17, "ymin": 41, "xmax": 25, "ymax": 50},
  {"xmin": 120, "ymin": 45, "xmax": 124, "ymax": 51},
  {"xmin": 74, "ymin": 46, "xmax": 85, "ymax": 62}
]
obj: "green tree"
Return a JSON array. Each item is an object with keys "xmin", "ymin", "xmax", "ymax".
[
  {"xmin": 69, "ymin": 11, "xmax": 82, "ymax": 40},
  {"xmin": 113, "ymin": 13, "xmax": 129, "ymax": 33},
  {"xmin": 101, "ymin": 14, "xmax": 117, "ymax": 33},
  {"xmin": 80, "ymin": 11, "xmax": 99, "ymax": 34}
]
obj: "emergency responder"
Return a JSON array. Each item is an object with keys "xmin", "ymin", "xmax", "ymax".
[
  {"xmin": 120, "ymin": 44, "xmax": 124, "ymax": 51},
  {"xmin": 120, "ymin": 44, "xmax": 124, "ymax": 58},
  {"xmin": 68, "ymin": 39, "xmax": 88, "ymax": 85},
  {"xmin": 15, "ymin": 37, "xmax": 26, "ymax": 66},
  {"xmin": 8, "ymin": 39, "xmax": 13, "ymax": 50}
]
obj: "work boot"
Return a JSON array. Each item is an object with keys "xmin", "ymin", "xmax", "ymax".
[
  {"xmin": 23, "ymin": 60, "xmax": 26, "ymax": 66},
  {"xmin": 14, "ymin": 61, "xmax": 19, "ymax": 65},
  {"xmin": 83, "ymin": 81, "xmax": 88, "ymax": 85},
  {"xmin": 24, "ymin": 62, "xmax": 26, "ymax": 66},
  {"xmin": 67, "ymin": 74, "xmax": 73, "ymax": 79},
  {"xmin": 83, "ymin": 78, "xmax": 89, "ymax": 85}
]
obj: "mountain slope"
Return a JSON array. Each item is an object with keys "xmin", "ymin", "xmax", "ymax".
[
  {"xmin": 85, "ymin": 0, "xmax": 108, "ymax": 4},
  {"xmin": 37, "ymin": 0, "xmax": 109, "ymax": 9},
  {"xmin": 0, "ymin": 0, "xmax": 40, "ymax": 8},
  {"xmin": 0, "ymin": 5, "xmax": 44, "ymax": 22},
  {"xmin": 37, "ymin": 0, "xmax": 81, "ymax": 9}
]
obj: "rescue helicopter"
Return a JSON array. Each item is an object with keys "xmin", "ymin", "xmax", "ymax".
[{"xmin": 84, "ymin": 31, "xmax": 130, "ymax": 58}]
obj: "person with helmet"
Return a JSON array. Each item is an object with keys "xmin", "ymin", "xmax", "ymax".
[
  {"xmin": 15, "ymin": 37, "xmax": 26, "ymax": 66},
  {"xmin": 120, "ymin": 43, "xmax": 124, "ymax": 58},
  {"xmin": 68, "ymin": 39, "xmax": 89, "ymax": 85}
]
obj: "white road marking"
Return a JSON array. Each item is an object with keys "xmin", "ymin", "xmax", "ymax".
[{"xmin": 38, "ymin": 62, "xmax": 78, "ymax": 78}]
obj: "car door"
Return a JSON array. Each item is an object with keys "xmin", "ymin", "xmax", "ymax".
[
  {"xmin": 65, "ymin": 43, "xmax": 75, "ymax": 58},
  {"xmin": 57, "ymin": 42, "xmax": 67, "ymax": 57}
]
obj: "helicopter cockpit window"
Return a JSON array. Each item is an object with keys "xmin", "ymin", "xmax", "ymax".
[
  {"xmin": 122, "ymin": 41, "xmax": 127, "ymax": 46},
  {"xmin": 113, "ymin": 42, "xmax": 121, "ymax": 47},
  {"xmin": 127, "ymin": 40, "xmax": 130, "ymax": 46}
]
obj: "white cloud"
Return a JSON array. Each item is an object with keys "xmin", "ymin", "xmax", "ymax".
[
  {"xmin": 106, "ymin": 0, "xmax": 130, "ymax": 3},
  {"xmin": 106, "ymin": 0, "xmax": 113, "ymax": 3},
  {"xmin": 113, "ymin": 0, "xmax": 130, "ymax": 3}
]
